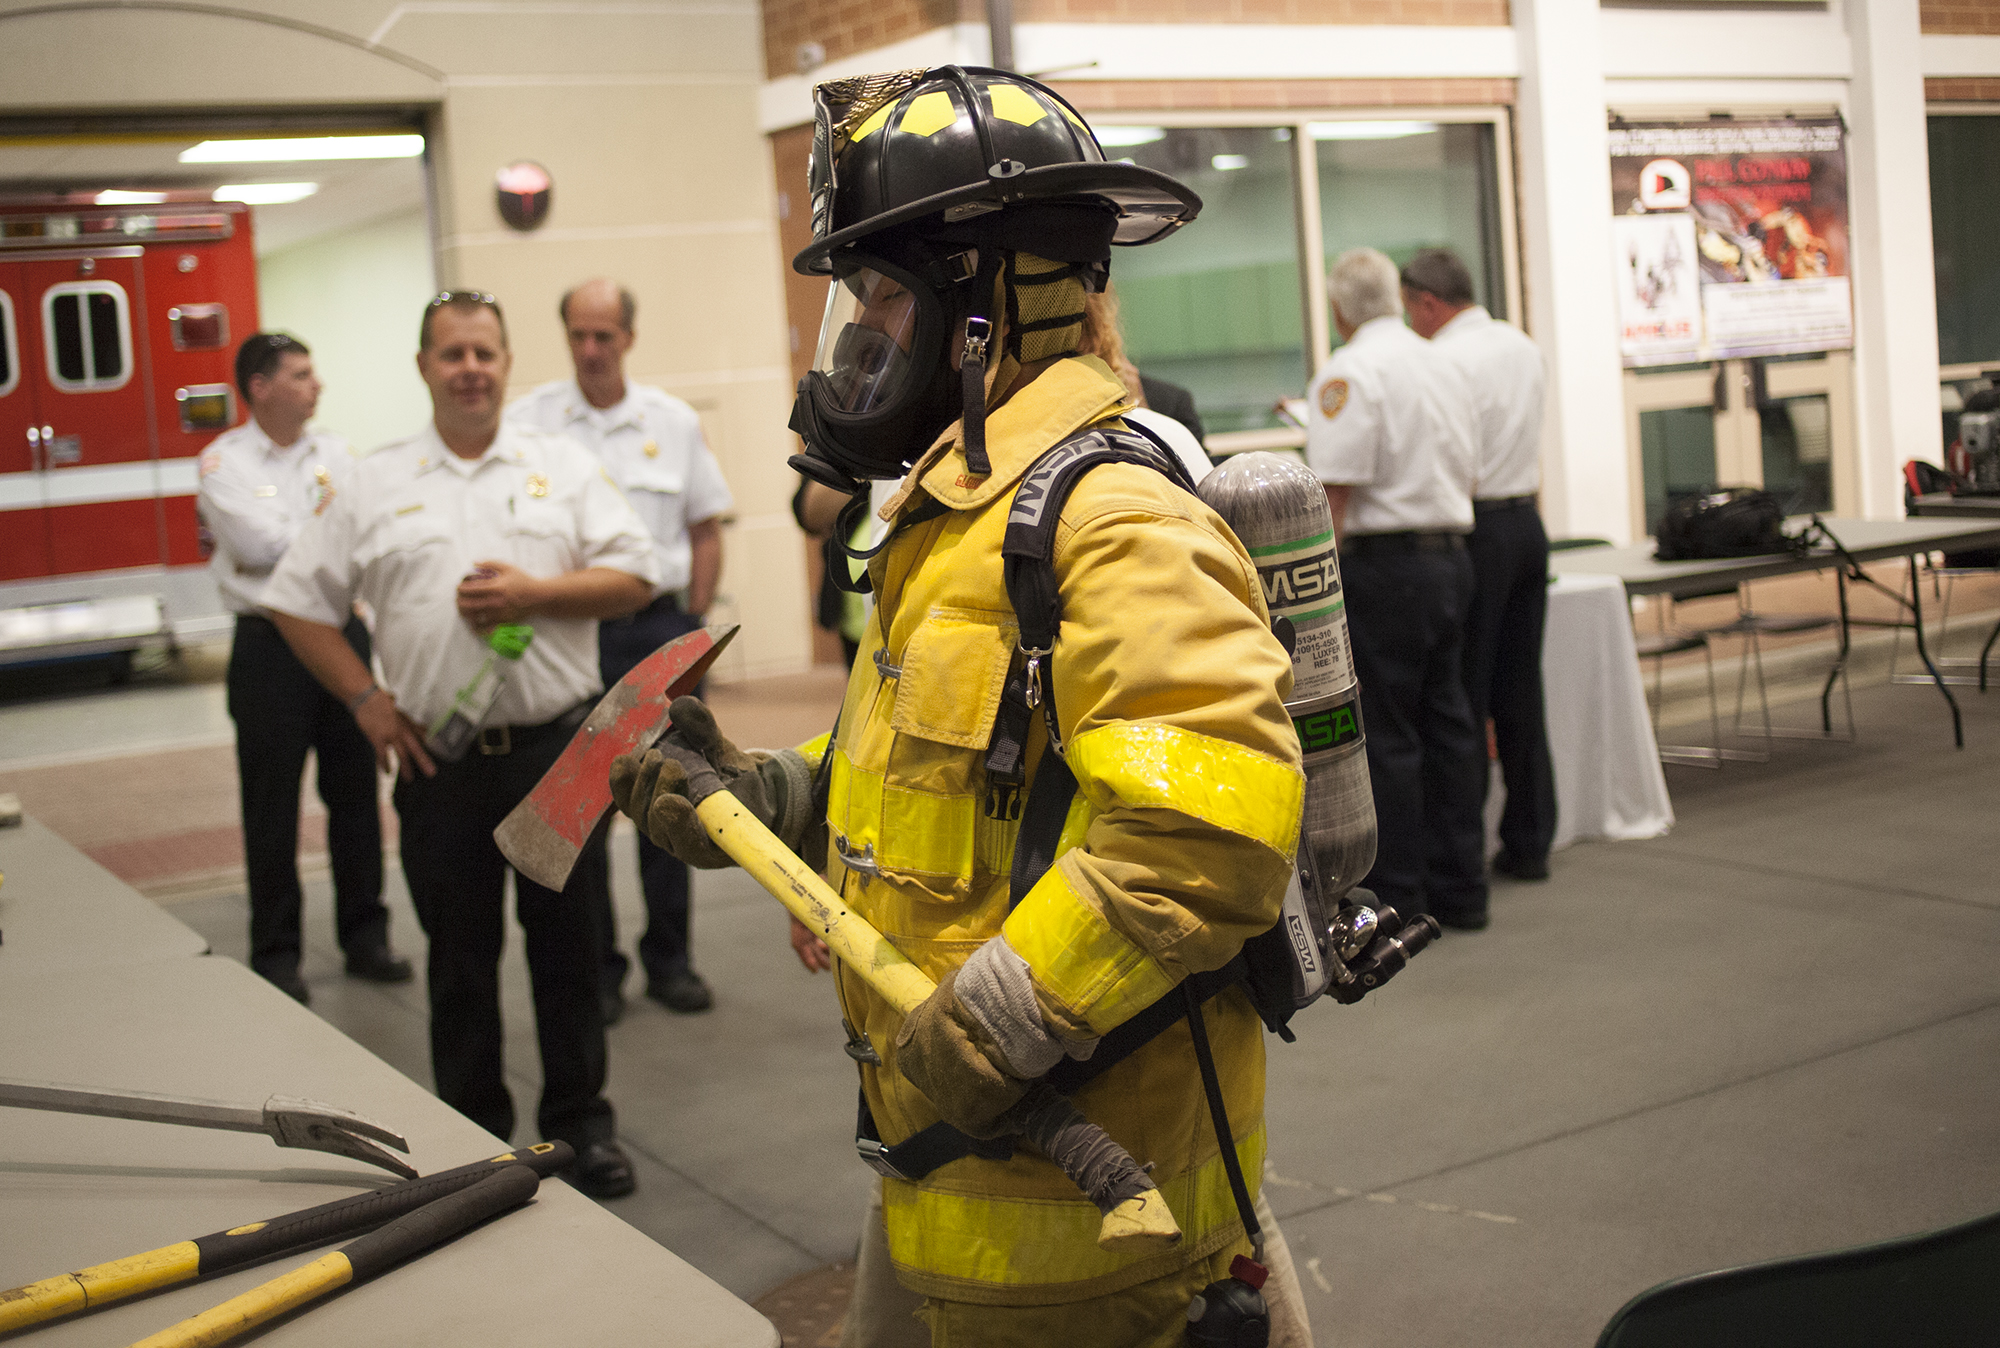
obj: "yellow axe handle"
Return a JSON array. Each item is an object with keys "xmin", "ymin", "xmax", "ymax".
[{"xmin": 689, "ymin": 791, "xmax": 1181, "ymax": 1254}]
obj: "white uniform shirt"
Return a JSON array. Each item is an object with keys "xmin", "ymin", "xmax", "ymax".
[
  {"xmin": 1430, "ymin": 306, "xmax": 1546, "ymax": 501},
  {"xmin": 1305, "ymin": 315, "xmax": 1478, "ymax": 536},
  {"xmin": 262, "ymin": 423, "xmax": 660, "ymax": 728},
  {"xmin": 505, "ymin": 380, "xmax": 732, "ymax": 594},
  {"xmin": 196, "ymin": 422, "xmax": 358, "ymax": 615}
]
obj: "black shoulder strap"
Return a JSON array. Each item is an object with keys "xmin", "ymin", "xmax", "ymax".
[{"xmin": 984, "ymin": 425, "xmax": 1198, "ymax": 905}]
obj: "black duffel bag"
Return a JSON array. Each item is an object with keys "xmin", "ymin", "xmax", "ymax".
[{"xmin": 1654, "ymin": 487, "xmax": 1806, "ymax": 562}]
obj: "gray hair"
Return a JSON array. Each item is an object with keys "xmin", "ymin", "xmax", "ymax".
[
  {"xmin": 1327, "ymin": 248, "xmax": 1403, "ymax": 328},
  {"xmin": 559, "ymin": 279, "xmax": 637, "ymax": 332}
]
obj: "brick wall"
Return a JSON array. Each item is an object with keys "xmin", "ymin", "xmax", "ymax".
[
  {"xmin": 1921, "ymin": 0, "xmax": 2000, "ymax": 33},
  {"xmin": 764, "ymin": 0, "xmax": 1510, "ymax": 80},
  {"xmin": 1051, "ymin": 76, "xmax": 1516, "ymax": 110},
  {"xmin": 1927, "ymin": 77, "xmax": 2000, "ymax": 100}
]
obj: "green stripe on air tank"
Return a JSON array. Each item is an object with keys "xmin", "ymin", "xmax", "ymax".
[
  {"xmin": 1245, "ymin": 529, "xmax": 1333, "ymax": 558},
  {"xmin": 1285, "ymin": 598, "xmax": 1345, "ymax": 622}
]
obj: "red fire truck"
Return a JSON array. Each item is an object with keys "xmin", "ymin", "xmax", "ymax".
[{"xmin": 0, "ymin": 197, "xmax": 256, "ymax": 670}]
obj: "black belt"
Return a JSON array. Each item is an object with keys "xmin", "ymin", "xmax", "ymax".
[
  {"xmin": 1340, "ymin": 530, "xmax": 1468, "ymax": 557},
  {"xmin": 1474, "ymin": 494, "xmax": 1537, "ymax": 513},
  {"xmin": 603, "ymin": 592, "xmax": 684, "ymax": 627},
  {"xmin": 473, "ymin": 700, "xmax": 591, "ymax": 757}
]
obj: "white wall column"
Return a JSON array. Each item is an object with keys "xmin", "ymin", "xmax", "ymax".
[
  {"xmin": 1515, "ymin": 0, "xmax": 1631, "ymax": 542},
  {"xmin": 1847, "ymin": 0, "xmax": 1940, "ymax": 518}
]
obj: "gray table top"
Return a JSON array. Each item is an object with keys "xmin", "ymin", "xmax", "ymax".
[
  {"xmin": 0, "ymin": 845, "xmax": 777, "ymax": 1347},
  {"xmin": 1549, "ymin": 515, "xmax": 2000, "ymax": 596},
  {"xmin": 1909, "ymin": 492, "xmax": 2000, "ymax": 518},
  {"xmin": 0, "ymin": 814, "xmax": 210, "ymax": 973}
]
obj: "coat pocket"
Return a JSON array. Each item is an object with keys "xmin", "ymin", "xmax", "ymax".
[{"xmin": 888, "ymin": 606, "xmax": 1018, "ymax": 750}]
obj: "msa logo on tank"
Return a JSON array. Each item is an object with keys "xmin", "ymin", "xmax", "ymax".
[
  {"xmin": 1292, "ymin": 698, "xmax": 1362, "ymax": 753},
  {"xmin": 1252, "ymin": 531, "xmax": 1355, "ymax": 698}
]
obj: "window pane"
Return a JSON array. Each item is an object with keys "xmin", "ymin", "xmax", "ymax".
[
  {"xmin": 1760, "ymin": 394, "xmax": 1833, "ymax": 514},
  {"xmin": 51, "ymin": 293, "xmax": 85, "ymax": 383},
  {"xmin": 1929, "ymin": 115, "xmax": 2000, "ymax": 366},
  {"xmin": 1104, "ymin": 127, "xmax": 1305, "ymax": 434},
  {"xmin": 1317, "ymin": 121, "xmax": 1505, "ymax": 320},
  {"xmin": 1640, "ymin": 405, "xmax": 1718, "ymax": 533},
  {"xmin": 88, "ymin": 291, "xmax": 122, "ymax": 380}
]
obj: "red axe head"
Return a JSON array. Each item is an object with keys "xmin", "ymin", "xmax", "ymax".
[{"xmin": 494, "ymin": 624, "xmax": 737, "ymax": 891}]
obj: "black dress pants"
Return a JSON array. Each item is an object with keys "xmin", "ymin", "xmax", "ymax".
[
  {"xmin": 227, "ymin": 613, "xmax": 386, "ymax": 981},
  {"xmin": 1463, "ymin": 502, "xmax": 1558, "ymax": 864},
  {"xmin": 593, "ymin": 596, "xmax": 701, "ymax": 993},
  {"xmin": 1341, "ymin": 542, "xmax": 1489, "ymax": 921},
  {"xmin": 393, "ymin": 709, "xmax": 615, "ymax": 1147}
]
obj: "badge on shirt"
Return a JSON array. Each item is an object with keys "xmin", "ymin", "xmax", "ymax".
[
  {"xmin": 311, "ymin": 464, "xmax": 335, "ymax": 516},
  {"xmin": 1319, "ymin": 379, "xmax": 1349, "ymax": 420},
  {"xmin": 641, "ymin": 439, "xmax": 659, "ymax": 459},
  {"xmin": 525, "ymin": 472, "xmax": 550, "ymax": 498}
]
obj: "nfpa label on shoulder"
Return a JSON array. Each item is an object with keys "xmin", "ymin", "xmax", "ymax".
[{"xmin": 1252, "ymin": 532, "xmax": 1355, "ymax": 699}]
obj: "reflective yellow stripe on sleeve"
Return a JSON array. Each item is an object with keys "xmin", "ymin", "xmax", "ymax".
[
  {"xmin": 1003, "ymin": 863, "xmax": 1178, "ymax": 1034},
  {"xmin": 1065, "ymin": 722, "xmax": 1304, "ymax": 860},
  {"xmin": 795, "ymin": 730, "xmax": 832, "ymax": 772}
]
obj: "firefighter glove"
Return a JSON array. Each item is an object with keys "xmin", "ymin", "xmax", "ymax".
[{"xmin": 610, "ymin": 695, "xmax": 816, "ymax": 868}]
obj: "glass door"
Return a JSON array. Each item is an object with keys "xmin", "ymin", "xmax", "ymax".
[{"xmin": 1624, "ymin": 352, "xmax": 1854, "ymax": 536}]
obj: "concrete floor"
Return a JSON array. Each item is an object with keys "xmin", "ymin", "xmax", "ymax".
[{"xmin": 3, "ymin": 640, "xmax": 1998, "ymax": 1345}]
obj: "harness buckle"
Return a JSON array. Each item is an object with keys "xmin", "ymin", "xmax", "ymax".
[
  {"xmin": 1019, "ymin": 644, "xmax": 1051, "ymax": 711},
  {"xmin": 842, "ymin": 1018, "xmax": 882, "ymax": 1066},
  {"xmin": 872, "ymin": 647, "xmax": 901, "ymax": 680},
  {"xmin": 856, "ymin": 1136, "xmax": 912, "ymax": 1181},
  {"xmin": 477, "ymin": 725, "xmax": 512, "ymax": 756}
]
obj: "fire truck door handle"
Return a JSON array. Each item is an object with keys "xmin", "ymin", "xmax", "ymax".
[{"xmin": 25, "ymin": 424, "xmax": 39, "ymax": 471}]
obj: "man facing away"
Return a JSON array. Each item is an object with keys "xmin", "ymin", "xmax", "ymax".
[
  {"xmin": 263, "ymin": 292, "xmax": 658, "ymax": 1197},
  {"xmin": 197, "ymin": 332, "xmax": 410, "ymax": 1004},
  {"xmin": 1307, "ymin": 247, "xmax": 1490, "ymax": 929},
  {"xmin": 1401, "ymin": 247, "xmax": 1557, "ymax": 881},
  {"xmin": 507, "ymin": 279, "xmax": 733, "ymax": 1020}
]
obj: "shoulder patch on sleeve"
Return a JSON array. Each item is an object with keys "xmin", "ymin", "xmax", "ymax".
[
  {"xmin": 198, "ymin": 447, "xmax": 223, "ymax": 478},
  {"xmin": 1319, "ymin": 379, "xmax": 1349, "ymax": 420}
]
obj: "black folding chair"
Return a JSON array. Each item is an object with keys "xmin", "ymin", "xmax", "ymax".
[{"xmin": 1595, "ymin": 1207, "xmax": 2000, "ymax": 1348}]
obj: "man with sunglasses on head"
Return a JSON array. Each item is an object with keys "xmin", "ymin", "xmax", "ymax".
[
  {"xmin": 197, "ymin": 332, "xmax": 409, "ymax": 1005},
  {"xmin": 507, "ymin": 278, "xmax": 733, "ymax": 1023},
  {"xmin": 263, "ymin": 292, "xmax": 660, "ymax": 1199}
]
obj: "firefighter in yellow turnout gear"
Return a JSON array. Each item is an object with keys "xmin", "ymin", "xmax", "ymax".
[{"xmin": 615, "ymin": 66, "xmax": 1315, "ymax": 1345}]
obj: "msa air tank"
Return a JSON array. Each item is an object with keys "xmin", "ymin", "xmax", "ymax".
[{"xmin": 1199, "ymin": 452, "xmax": 1377, "ymax": 1007}]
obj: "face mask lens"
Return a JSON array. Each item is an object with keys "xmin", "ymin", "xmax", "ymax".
[{"xmin": 815, "ymin": 265, "xmax": 919, "ymax": 413}]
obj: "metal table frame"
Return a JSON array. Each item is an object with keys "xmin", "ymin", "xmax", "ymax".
[
  {"xmin": 1550, "ymin": 516, "xmax": 2000, "ymax": 749},
  {"xmin": 1905, "ymin": 494, "xmax": 2000, "ymax": 691}
]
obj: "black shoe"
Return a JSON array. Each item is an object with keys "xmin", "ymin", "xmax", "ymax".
[
  {"xmin": 600, "ymin": 985, "xmax": 625, "ymax": 1028},
  {"xmin": 647, "ymin": 969, "xmax": 713, "ymax": 1014},
  {"xmin": 566, "ymin": 1139, "xmax": 637, "ymax": 1198},
  {"xmin": 1431, "ymin": 908, "xmax": 1490, "ymax": 931},
  {"xmin": 345, "ymin": 946, "xmax": 415, "ymax": 983},
  {"xmin": 267, "ymin": 970, "xmax": 311, "ymax": 1004},
  {"xmin": 1493, "ymin": 851, "xmax": 1551, "ymax": 881}
]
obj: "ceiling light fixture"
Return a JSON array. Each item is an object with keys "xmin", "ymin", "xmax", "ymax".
[
  {"xmin": 181, "ymin": 134, "xmax": 423, "ymax": 163},
  {"xmin": 1095, "ymin": 126, "xmax": 1166, "ymax": 148},
  {"xmin": 1307, "ymin": 121, "xmax": 1438, "ymax": 141},
  {"xmin": 1210, "ymin": 154, "xmax": 1250, "ymax": 171},
  {"xmin": 213, "ymin": 183, "xmax": 320, "ymax": 204},
  {"xmin": 95, "ymin": 190, "xmax": 167, "ymax": 205}
]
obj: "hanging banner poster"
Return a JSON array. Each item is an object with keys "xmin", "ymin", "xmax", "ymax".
[{"xmin": 1608, "ymin": 118, "xmax": 1851, "ymax": 366}]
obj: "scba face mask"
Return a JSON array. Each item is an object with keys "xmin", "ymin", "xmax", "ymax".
[{"xmin": 790, "ymin": 245, "xmax": 982, "ymax": 486}]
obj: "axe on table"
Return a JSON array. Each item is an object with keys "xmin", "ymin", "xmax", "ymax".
[{"xmin": 495, "ymin": 632, "xmax": 1183, "ymax": 1254}]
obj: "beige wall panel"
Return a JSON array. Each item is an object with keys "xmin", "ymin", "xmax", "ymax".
[
  {"xmin": 0, "ymin": 9, "xmax": 439, "ymax": 108},
  {"xmin": 430, "ymin": 84, "xmax": 772, "ymax": 242},
  {"xmin": 704, "ymin": 519, "xmax": 814, "ymax": 681},
  {"xmin": 382, "ymin": 9, "xmax": 759, "ymax": 77},
  {"xmin": 456, "ymin": 233, "xmax": 791, "ymax": 387}
]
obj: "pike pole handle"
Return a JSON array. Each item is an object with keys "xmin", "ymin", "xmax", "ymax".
[{"xmin": 689, "ymin": 789, "xmax": 1181, "ymax": 1254}]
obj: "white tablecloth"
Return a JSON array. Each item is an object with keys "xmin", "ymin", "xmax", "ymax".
[{"xmin": 1487, "ymin": 572, "xmax": 1675, "ymax": 852}]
